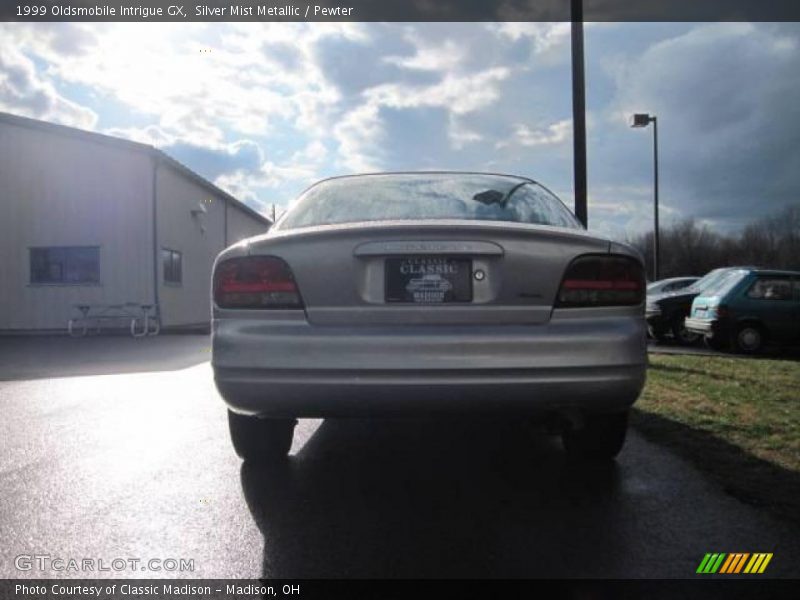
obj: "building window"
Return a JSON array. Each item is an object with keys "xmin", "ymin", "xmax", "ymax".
[
  {"xmin": 162, "ymin": 248, "xmax": 182, "ymax": 284},
  {"xmin": 30, "ymin": 246, "xmax": 100, "ymax": 284}
]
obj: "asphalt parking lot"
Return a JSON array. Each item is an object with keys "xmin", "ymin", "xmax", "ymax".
[{"xmin": 1, "ymin": 335, "xmax": 799, "ymax": 578}]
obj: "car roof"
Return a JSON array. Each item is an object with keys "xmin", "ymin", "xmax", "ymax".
[
  {"xmin": 659, "ymin": 276, "xmax": 699, "ymax": 282},
  {"xmin": 314, "ymin": 171, "xmax": 536, "ymax": 183},
  {"xmin": 301, "ymin": 171, "xmax": 540, "ymax": 194},
  {"xmin": 746, "ymin": 268, "xmax": 800, "ymax": 277},
  {"xmin": 648, "ymin": 277, "xmax": 697, "ymax": 286},
  {"xmin": 692, "ymin": 268, "xmax": 800, "ymax": 295}
]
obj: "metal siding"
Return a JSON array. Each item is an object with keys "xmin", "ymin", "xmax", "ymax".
[
  {"xmin": 0, "ymin": 120, "xmax": 153, "ymax": 330},
  {"xmin": 155, "ymin": 165, "xmax": 226, "ymax": 327},
  {"xmin": 226, "ymin": 203, "xmax": 270, "ymax": 245}
]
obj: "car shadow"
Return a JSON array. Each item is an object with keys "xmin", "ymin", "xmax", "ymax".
[
  {"xmin": 631, "ymin": 410, "xmax": 800, "ymax": 526},
  {"xmin": 0, "ymin": 334, "xmax": 211, "ymax": 380},
  {"xmin": 240, "ymin": 417, "xmax": 625, "ymax": 578}
]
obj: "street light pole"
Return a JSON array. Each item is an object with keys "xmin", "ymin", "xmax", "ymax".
[
  {"xmin": 652, "ymin": 116, "xmax": 659, "ymax": 281},
  {"xmin": 630, "ymin": 113, "xmax": 660, "ymax": 280}
]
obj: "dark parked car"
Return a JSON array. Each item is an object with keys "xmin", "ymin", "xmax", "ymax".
[
  {"xmin": 685, "ymin": 268, "xmax": 800, "ymax": 353},
  {"xmin": 646, "ymin": 268, "xmax": 743, "ymax": 344}
]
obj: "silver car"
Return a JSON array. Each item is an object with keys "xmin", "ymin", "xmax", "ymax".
[{"xmin": 212, "ymin": 172, "xmax": 647, "ymax": 463}]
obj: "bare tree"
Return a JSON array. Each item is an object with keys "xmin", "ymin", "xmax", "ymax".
[{"xmin": 627, "ymin": 203, "xmax": 800, "ymax": 279}]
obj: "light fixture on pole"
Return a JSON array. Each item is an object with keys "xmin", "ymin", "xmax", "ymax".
[{"xmin": 630, "ymin": 113, "xmax": 659, "ymax": 280}]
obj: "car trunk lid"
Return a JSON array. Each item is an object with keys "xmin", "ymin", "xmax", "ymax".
[{"xmin": 246, "ymin": 221, "xmax": 610, "ymax": 326}]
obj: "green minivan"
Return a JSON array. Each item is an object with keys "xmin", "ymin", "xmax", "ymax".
[{"xmin": 684, "ymin": 268, "xmax": 800, "ymax": 353}]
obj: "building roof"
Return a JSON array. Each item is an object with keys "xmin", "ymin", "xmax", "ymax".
[{"xmin": 0, "ymin": 111, "xmax": 272, "ymax": 227}]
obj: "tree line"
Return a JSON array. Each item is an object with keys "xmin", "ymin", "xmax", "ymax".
[{"xmin": 628, "ymin": 203, "xmax": 800, "ymax": 280}]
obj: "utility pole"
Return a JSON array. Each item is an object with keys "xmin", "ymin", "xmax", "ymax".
[
  {"xmin": 631, "ymin": 113, "xmax": 660, "ymax": 280},
  {"xmin": 571, "ymin": 0, "xmax": 588, "ymax": 228},
  {"xmin": 652, "ymin": 116, "xmax": 659, "ymax": 280}
]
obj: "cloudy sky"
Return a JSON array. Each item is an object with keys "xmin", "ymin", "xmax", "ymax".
[{"xmin": 1, "ymin": 21, "xmax": 798, "ymax": 240}]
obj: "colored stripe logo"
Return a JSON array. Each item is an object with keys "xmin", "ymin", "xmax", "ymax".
[{"xmin": 697, "ymin": 553, "xmax": 773, "ymax": 574}]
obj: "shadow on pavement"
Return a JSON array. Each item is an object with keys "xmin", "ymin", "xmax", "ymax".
[
  {"xmin": 0, "ymin": 334, "xmax": 211, "ymax": 380},
  {"xmin": 632, "ymin": 410, "xmax": 800, "ymax": 526},
  {"xmin": 240, "ymin": 418, "xmax": 624, "ymax": 578}
]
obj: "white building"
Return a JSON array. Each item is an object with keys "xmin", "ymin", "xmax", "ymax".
[{"xmin": 0, "ymin": 112, "xmax": 271, "ymax": 332}]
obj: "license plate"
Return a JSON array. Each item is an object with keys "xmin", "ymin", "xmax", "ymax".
[{"xmin": 385, "ymin": 257, "xmax": 472, "ymax": 303}]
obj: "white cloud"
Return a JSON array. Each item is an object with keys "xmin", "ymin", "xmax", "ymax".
[
  {"xmin": 448, "ymin": 115, "xmax": 483, "ymax": 149},
  {"xmin": 103, "ymin": 124, "xmax": 175, "ymax": 146},
  {"xmin": 213, "ymin": 169, "xmax": 270, "ymax": 210},
  {"xmin": 333, "ymin": 102, "xmax": 384, "ymax": 172},
  {"xmin": 0, "ymin": 33, "xmax": 97, "ymax": 128},
  {"xmin": 331, "ymin": 65, "xmax": 511, "ymax": 169},
  {"xmin": 214, "ymin": 138, "xmax": 329, "ymax": 211},
  {"xmin": 384, "ymin": 35, "xmax": 466, "ymax": 72},
  {"xmin": 3, "ymin": 23, "xmax": 350, "ymax": 145},
  {"xmin": 490, "ymin": 22, "xmax": 572, "ymax": 65},
  {"xmin": 366, "ymin": 67, "xmax": 510, "ymax": 115},
  {"xmin": 499, "ymin": 119, "xmax": 572, "ymax": 148},
  {"xmin": 295, "ymin": 139, "xmax": 327, "ymax": 163},
  {"xmin": 588, "ymin": 184, "xmax": 682, "ymax": 241},
  {"xmin": 6, "ymin": 20, "xmax": 794, "ymax": 237},
  {"xmin": 493, "ymin": 22, "xmax": 571, "ymax": 50}
]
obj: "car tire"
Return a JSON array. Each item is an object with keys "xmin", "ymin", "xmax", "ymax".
[
  {"xmin": 672, "ymin": 314, "xmax": 699, "ymax": 345},
  {"xmin": 561, "ymin": 411, "xmax": 629, "ymax": 460},
  {"xmin": 228, "ymin": 411, "xmax": 296, "ymax": 464},
  {"xmin": 735, "ymin": 324, "xmax": 765, "ymax": 354},
  {"xmin": 649, "ymin": 326, "xmax": 669, "ymax": 343}
]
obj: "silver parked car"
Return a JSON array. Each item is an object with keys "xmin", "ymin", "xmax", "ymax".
[
  {"xmin": 212, "ymin": 173, "xmax": 647, "ymax": 463},
  {"xmin": 646, "ymin": 276, "xmax": 700, "ymax": 296}
]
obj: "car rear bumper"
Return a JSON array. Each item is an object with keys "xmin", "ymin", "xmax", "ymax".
[
  {"xmin": 212, "ymin": 313, "xmax": 647, "ymax": 417},
  {"xmin": 685, "ymin": 317, "xmax": 734, "ymax": 340},
  {"xmin": 684, "ymin": 317, "xmax": 716, "ymax": 335}
]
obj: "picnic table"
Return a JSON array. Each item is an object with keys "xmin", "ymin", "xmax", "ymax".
[{"xmin": 68, "ymin": 303, "xmax": 160, "ymax": 338}]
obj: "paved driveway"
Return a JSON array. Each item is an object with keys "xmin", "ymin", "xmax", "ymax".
[{"xmin": 1, "ymin": 336, "xmax": 798, "ymax": 578}]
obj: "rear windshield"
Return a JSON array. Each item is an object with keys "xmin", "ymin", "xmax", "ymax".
[
  {"xmin": 689, "ymin": 269, "xmax": 731, "ymax": 293},
  {"xmin": 276, "ymin": 174, "xmax": 583, "ymax": 231},
  {"xmin": 700, "ymin": 270, "xmax": 748, "ymax": 296}
]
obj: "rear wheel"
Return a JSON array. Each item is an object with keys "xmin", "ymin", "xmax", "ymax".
[
  {"xmin": 735, "ymin": 324, "xmax": 765, "ymax": 354},
  {"xmin": 228, "ymin": 411, "xmax": 296, "ymax": 464},
  {"xmin": 649, "ymin": 326, "xmax": 669, "ymax": 343},
  {"xmin": 561, "ymin": 411, "xmax": 629, "ymax": 460}
]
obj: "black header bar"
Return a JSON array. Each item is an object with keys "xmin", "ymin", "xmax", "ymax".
[
  {"xmin": 2, "ymin": 579, "xmax": 800, "ymax": 600},
  {"xmin": 3, "ymin": 0, "xmax": 800, "ymax": 22}
]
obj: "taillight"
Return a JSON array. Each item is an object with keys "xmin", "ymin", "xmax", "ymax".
[
  {"xmin": 213, "ymin": 256, "xmax": 303, "ymax": 309},
  {"xmin": 556, "ymin": 255, "xmax": 644, "ymax": 308}
]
